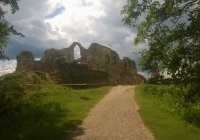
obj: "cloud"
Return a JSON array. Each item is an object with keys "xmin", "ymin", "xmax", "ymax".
[
  {"xmin": 45, "ymin": 6, "xmax": 65, "ymax": 19},
  {"xmin": 138, "ymin": 71, "xmax": 151, "ymax": 79},
  {"xmin": 0, "ymin": 60, "xmax": 17, "ymax": 76},
  {"xmin": 1, "ymin": 0, "xmax": 149, "ymax": 77}
]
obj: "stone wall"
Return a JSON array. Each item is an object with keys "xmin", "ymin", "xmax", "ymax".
[
  {"xmin": 16, "ymin": 51, "xmax": 36, "ymax": 71},
  {"xmin": 16, "ymin": 42, "xmax": 146, "ymax": 84}
]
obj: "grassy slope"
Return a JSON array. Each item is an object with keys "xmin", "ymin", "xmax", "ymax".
[
  {"xmin": 0, "ymin": 72, "xmax": 110, "ymax": 140},
  {"xmin": 135, "ymin": 84, "xmax": 200, "ymax": 140}
]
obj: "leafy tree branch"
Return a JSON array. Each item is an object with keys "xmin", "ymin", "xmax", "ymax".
[
  {"xmin": 0, "ymin": 0, "xmax": 24, "ymax": 60},
  {"xmin": 121, "ymin": 0, "xmax": 200, "ymax": 83}
]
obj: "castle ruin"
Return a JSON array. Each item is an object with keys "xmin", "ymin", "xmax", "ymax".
[{"xmin": 16, "ymin": 42, "xmax": 146, "ymax": 85}]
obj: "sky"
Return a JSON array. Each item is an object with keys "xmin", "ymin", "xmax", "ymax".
[{"xmin": 0, "ymin": 0, "xmax": 150, "ymax": 77}]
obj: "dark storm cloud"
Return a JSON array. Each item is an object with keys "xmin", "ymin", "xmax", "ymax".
[
  {"xmin": 5, "ymin": 17, "xmax": 67, "ymax": 59},
  {"xmin": 4, "ymin": 0, "xmax": 68, "ymax": 59},
  {"xmin": 5, "ymin": 38, "xmax": 45, "ymax": 59}
]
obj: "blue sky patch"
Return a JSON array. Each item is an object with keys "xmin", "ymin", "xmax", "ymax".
[{"xmin": 45, "ymin": 6, "xmax": 65, "ymax": 19}]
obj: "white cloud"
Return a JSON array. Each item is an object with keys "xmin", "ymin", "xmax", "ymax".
[
  {"xmin": 0, "ymin": 60, "xmax": 17, "ymax": 76},
  {"xmin": 138, "ymin": 71, "xmax": 151, "ymax": 79}
]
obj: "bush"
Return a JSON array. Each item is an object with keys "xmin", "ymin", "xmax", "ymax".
[
  {"xmin": 184, "ymin": 105, "xmax": 200, "ymax": 126},
  {"xmin": 143, "ymin": 84, "xmax": 200, "ymax": 127},
  {"xmin": 0, "ymin": 71, "xmax": 53, "ymax": 117},
  {"xmin": 0, "ymin": 73, "xmax": 25, "ymax": 116}
]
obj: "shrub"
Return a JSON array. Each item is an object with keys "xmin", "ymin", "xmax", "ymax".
[
  {"xmin": 143, "ymin": 84, "xmax": 200, "ymax": 127},
  {"xmin": 184, "ymin": 104, "xmax": 200, "ymax": 127},
  {"xmin": 0, "ymin": 73, "xmax": 26, "ymax": 116},
  {"xmin": 0, "ymin": 71, "xmax": 53, "ymax": 117}
]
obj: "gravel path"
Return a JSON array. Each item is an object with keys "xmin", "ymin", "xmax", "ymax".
[{"xmin": 69, "ymin": 85, "xmax": 154, "ymax": 140}]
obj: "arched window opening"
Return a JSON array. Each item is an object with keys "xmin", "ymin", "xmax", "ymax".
[{"xmin": 74, "ymin": 45, "xmax": 81, "ymax": 60}]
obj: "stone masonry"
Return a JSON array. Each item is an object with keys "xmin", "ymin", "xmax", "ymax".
[{"xmin": 16, "ymin": 42, "xmax": 146, "ymax": 84}]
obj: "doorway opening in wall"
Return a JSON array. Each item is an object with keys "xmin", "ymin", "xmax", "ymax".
[{"xmin": 74, "ymin": 45, "xmax": 81, "ymax": 60}]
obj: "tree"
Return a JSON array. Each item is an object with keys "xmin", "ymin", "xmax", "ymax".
[
  {"xmin": 0, "ymin": 0, "xmax": 24, "ymax": 60},
  {"xmin": 121, "ymin": 0, "xmax": 200, "ymax": 84}
]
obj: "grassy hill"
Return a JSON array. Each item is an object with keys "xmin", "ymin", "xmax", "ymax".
[{"xmin": 0, "ymin": 71, "xmax": 110, "ymax": 140}]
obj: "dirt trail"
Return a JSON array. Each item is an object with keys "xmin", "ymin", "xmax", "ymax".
[{"xmin": 69, "ymin": 85, "xmax": 154, "ymax": 140}]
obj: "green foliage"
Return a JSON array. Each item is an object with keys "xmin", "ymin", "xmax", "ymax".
[
  {"xmin": 135, "ymin": 84, "xmax": 200, "ymax": 140},
  {"xmin": 0, "ymin": 72, "xmax": 110, "ymax": 140},
  {"xmin": 141, "ymin": 84, "xmax": 200, "ymax": 127},
  {"xmin": 121, "ymin": 0, "xmax": 200, "ymax": 85},
  {"xmin": 184, "ymin": 105, "xmax": 200, "ymax": 126},
  {"xmin": 0, "ymin": 71, "xmax": 53, "ymax": 116},
  {"xmin": 0, "ymin": 0, "xmax": 24, "ymax": 59}
]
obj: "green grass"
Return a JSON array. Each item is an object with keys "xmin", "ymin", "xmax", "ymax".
[
  {"xmin": 135, "ymin": 84, "xmax": 200, "ymax": 140},
  {"xmin": 0, "ymin": 85, "xmax": 110, "ymax": 140}
]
